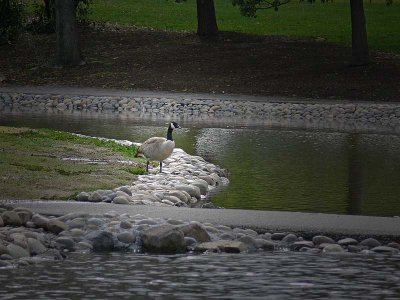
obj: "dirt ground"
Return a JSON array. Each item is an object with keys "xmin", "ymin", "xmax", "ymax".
[{"xmin": 1, "ymin": 25, "xmax": 399, "ymax": 101}]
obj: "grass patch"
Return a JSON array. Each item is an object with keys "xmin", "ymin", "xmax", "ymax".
[
  {"xmin": 123, "ymin": 166, "xmax": 146, "ymax": 175},
  {"xmin": 0, "ymin": 126, "xmax": 144, "ymax": 200},
  {"xmin": 89, "ymin": 0, "xmax": 400, "ymax": 53},
  {"xmin": 6, "ymin": 128, "xmax": 138, "ymax": 158}
]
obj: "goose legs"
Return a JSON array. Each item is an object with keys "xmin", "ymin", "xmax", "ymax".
[{"xmin": 145, "ymin": 160, "xmax": 163, "ymax": 173}]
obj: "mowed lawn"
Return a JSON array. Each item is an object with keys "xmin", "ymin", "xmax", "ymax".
[{"xmin": 89, "ymin": 0, "xmax": 399, "ymax": 53}]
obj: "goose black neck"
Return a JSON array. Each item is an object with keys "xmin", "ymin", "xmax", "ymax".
[{"xmin": 166, "ymin": 127, "xmax": 173, "ymax": 141}]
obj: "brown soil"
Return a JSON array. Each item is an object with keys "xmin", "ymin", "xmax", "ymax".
[{"xmin": 1, "ymin": 26, "xmax": 399, "ymax": 101}]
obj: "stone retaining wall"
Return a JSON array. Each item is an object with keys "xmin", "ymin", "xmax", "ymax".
[{"xmin": 1, "ymin": 92, "xmax": 400, "ymax": 132}]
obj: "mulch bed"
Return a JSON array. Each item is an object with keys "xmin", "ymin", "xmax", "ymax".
[{"xmin": 1, "ymin": 25, "xmax": 399, "ymax": 102}]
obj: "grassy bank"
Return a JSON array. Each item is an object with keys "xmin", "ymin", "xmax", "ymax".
[
  {"xmin": 0, "ymin": 126, "xmax": 143, "ymax": 200},
  {"xmin": 89, "ymin": 0, "xmax": 400, "ymax": 54}
]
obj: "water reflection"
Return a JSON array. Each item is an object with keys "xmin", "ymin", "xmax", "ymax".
[{"xmin": 1, "ymin": 110, "xmax": 400, "ymax": 216}]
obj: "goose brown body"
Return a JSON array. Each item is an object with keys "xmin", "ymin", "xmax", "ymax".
[{"xmin": 135, "ymin": 122, "xmax": 180, "ymax": 173}]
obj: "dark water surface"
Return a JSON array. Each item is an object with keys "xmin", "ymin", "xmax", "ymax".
[
  {"xmin": 1, "ymin": 251, "xmax": 400, "ymax": 299},
  {"xmin": 1, "ymin": 110, "xmax": 400, "ymax": 216}
]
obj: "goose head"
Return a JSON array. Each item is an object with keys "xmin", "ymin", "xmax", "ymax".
[{"xmin": 169, "ymin": 122, "xmax": 181, "ymax": 130}]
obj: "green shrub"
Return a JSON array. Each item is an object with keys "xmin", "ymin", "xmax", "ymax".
[
  {"xmin": 0, "ymin": 0, "xmax": 25, "ymax": 44},
  {"xmin": 26, "ymin": 0, "xmax": 93, "ymax": 34}
]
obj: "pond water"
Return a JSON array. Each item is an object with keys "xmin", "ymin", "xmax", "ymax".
[
  {"xmin": 1, "ymin": 109, "xmax": 400, "ymax": 217},
  {"xmin": 1, "ymin": 251, "xmax": 400, "ymax": 299},
  {"xmin": 1, "ymin": 109, "xmax": 400, "ymax": 299}
]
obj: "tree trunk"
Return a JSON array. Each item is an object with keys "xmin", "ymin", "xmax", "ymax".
[
  {"xmin": 196, "ymin": 0, "xmax": 218, "ymax": 37},
  {"xmin": 55, "ymin": 0, "xmax": 84, "ymax": 67},
  {"xmin": 350, "ymin": 0, "xmax": 369, "ymax": 66},
  {"xmin": 44, "ymin": 0, "xmax": 51, "ymax": 19}
]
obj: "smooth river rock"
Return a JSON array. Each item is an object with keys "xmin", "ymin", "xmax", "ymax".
[
  {"xmin": 47, "ymin": 219, "xmax": 69, "ymax": 234},
  {"xmin": 85, "ymin": 230, "xmax": 114, "ymax": 251},
  {"xmin": 1, "ymin": 211, "xmax": 23, "ymax": 226},
  {"xmin": 195, "ymin": 240, "xmax": 248, "ymax": 253},
  {"xmin": 142, "ymin": 224, "xmax": 186, "ymax": 253}
]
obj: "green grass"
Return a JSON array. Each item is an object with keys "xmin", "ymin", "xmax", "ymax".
[
  {"xmin": 89, "ymin": 0, "xmax": 400, "ymax": 53},
  {"xmin": 0, "ymin": 126, "xmax": 144, "ymax": 200},
  {"xmin": 17, "ymin": 128, "xmax": 138, "ymax": 158}
]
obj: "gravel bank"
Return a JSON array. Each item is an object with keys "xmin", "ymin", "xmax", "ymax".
[
  {"xmin": 1, "ymin": 206, "xmax": 399, "ymax": 269},
  {"xmin": 1, "ymin": 90, "xmax": 400, "ymax": 133}
]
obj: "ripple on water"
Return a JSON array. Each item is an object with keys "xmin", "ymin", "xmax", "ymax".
[{"xmin": 1, "ymin": 251, "xmax": 400, "ymax": 299}]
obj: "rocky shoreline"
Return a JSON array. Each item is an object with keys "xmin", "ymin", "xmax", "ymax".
[
  {"xmin": 75, "ymin": 141, "xmax": 229, "ymax": 208},
  {"xmin": 1, "ymin": 92, "xmax": 400, "ymax": 133},
  {"xmin": 1, "ymin": 206, "xmax": 399, "ymax": 269}
]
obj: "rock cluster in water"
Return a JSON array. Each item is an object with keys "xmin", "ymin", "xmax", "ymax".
[
  {"xmin": 75, "ymin": 148, "xmax": 229, "ymax": 208},
  {"xmin": 1, "ymin": 206, "xmax": 399, "ymax": 268},
  {"xmin": 1, "ymin": 92, "xmax": 400, "ymax": 132}
]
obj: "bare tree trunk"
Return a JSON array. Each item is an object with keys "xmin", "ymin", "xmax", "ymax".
[
  {"xmin": 350, "ymin": 0, "xmax": 369, "ymax": 66},
  {"xmin": 55, "ymin": 0, "xmax": 84, "ymax": 67},
  {"xmin": 196, "ymin": 0, "xmax": 218, "ymax": 37}
]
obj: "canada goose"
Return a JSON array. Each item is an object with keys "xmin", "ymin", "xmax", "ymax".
[{"xmin": 135, "ymin": 122, "xmax": 181, "ymax": 173}]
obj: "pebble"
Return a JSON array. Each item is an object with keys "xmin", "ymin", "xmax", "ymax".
[
  {"xmin": 312, "ymin": 235, "xmax": 336, "ymax": 245},
  {"xmin": 360, "ymin": 238, "xmax": 381, "ymax": 248}
]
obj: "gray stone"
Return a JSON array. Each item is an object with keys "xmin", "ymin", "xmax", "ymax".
[
  {"xmin": 85, "ymin": 230, "xmax": 114, "ymax": 251},
  {"xmin": 337, "ymin": 238, "xmax": 358, "ymax": 246},
  {"xmin": 347, "ymin": 245, "xmax": 363, "ymax": 253},
  {"xmin": 239, "ymin": 235, "xmax": 257, "ymax": 248},
  {"xmin": 174, "ymin": 184, "xmax": 201, "ymax": 200},
  {"xmin": 76, "ymin": 241, "xmax": 93, "ymax": 250},
  {"xmin": 1, "ymin": 211, "xmax": 22, "ymax": 226},
  {"xmin": 15, "ymin": 211, "xmax": 32, "ymax": 224},
  {"xmin": 117, "ymin": 186, "xmax": 132, "ymax": 196},
  {"xmin": 10, "ymin": 233, "xmax": 28, "ymax": 249},
  {"xmin": 120, "ymin": 220, "xmax": 133, "ymax": 229},
  {"xmin": 255, "ymin": 239, "xmax": 275, "ymax": 251},
  {"xmin": 31, "ymin": 214, "xmax": 49, "ymax": 229},
  {"xmin": 360, "ymin": 238, "xmax": 381, "ymax": 248},
  {"xmin": 47, "ymin": 219, "xmax": 68, "ymax": 234},
  {"xmin": 67, "ymin": 218, "xmax": 86, "ymax": 229},
  {"xmin": 7, "ymin": 243, "xmax": 30, "ymax": 258},
  {"xmin": 76, "ymin": 192, "xmax": 90, "ymax": 202},
  {"xmin": 0, "ymin": 216, "xmax": 3, "ymax": 227},
  {"xmin": 167, "ymin": 191, "xmax": 189, "ymax": 203},
  {"xmin": 87, "ymin": 218, "xmax": 105, "ymax": 226},
  {"xmin": 142, "ymin": 224, "xmax": 186, "ymax": 253},
  {"xmin": 322, "ymin": 244, "xmax": 344, "ymax": 253},
  {"xmin": 312, "ymin": 235, "xmax": 335, "ymax": 246},
  {"xmin": 291, "ymin": 241, "xmax": 315, "ymax": 251},
  {"xmin": 271, "ymin": 233, "xmax": 286, "ymax": 240},
  {"xmin": 191, "ymin": 179, "xmax": 209, "ymax": 195},
  {"xmin": 0, "ymin": 241, "xmax": 8, "ymax": 255},
  {"xmin": 27, "ymin": 238, "xmax": 47, "ymax": 255},
  {"xmin": 137, "ymin": 219, "xmax": 158, "ymax": 226},
  {"xmin": 0, "ymin": 260, "xmax": 11, "ymax": 267},
  {"xmin": 387, "ymin": 242, "xmax": 400, "ymax": 249},
  {"xmin": 184, "ymin": 237, "xmax": 197, "ymax": 247},
  {"xmin": 167, "ymin": 219, "xmax": 185, "ymax": 225},
  {"xmin": 179, "ymin": 223, "xmax": 211, "ymax": 243},
  {"xmin": 0, "ymin": 254, "xmax": 13, "ymax": 260},
  {"xmin": 112, "ymin": 196, "xmax": 130, "ymax": 205},
  {"xmin": 88, "ymin": 192, "xmax": 103, "ymax": 202},
  {"xmin": 371, "ymin": 246, "xmax": 399, "ymax": 254},
  {"xmin": 117, "ymin": 232, "xmax": 136, "ymax": 244},
  {"xmin": 56, "ymin": 237, "xmax": 75, "ymax": 250},
  {"xmin": 281, "ymin": 233, "xmax": 298, "ymax": 244},
  {"xmin": 195, "ymin": 240, "xmax": 248, "ymax": 253}
]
